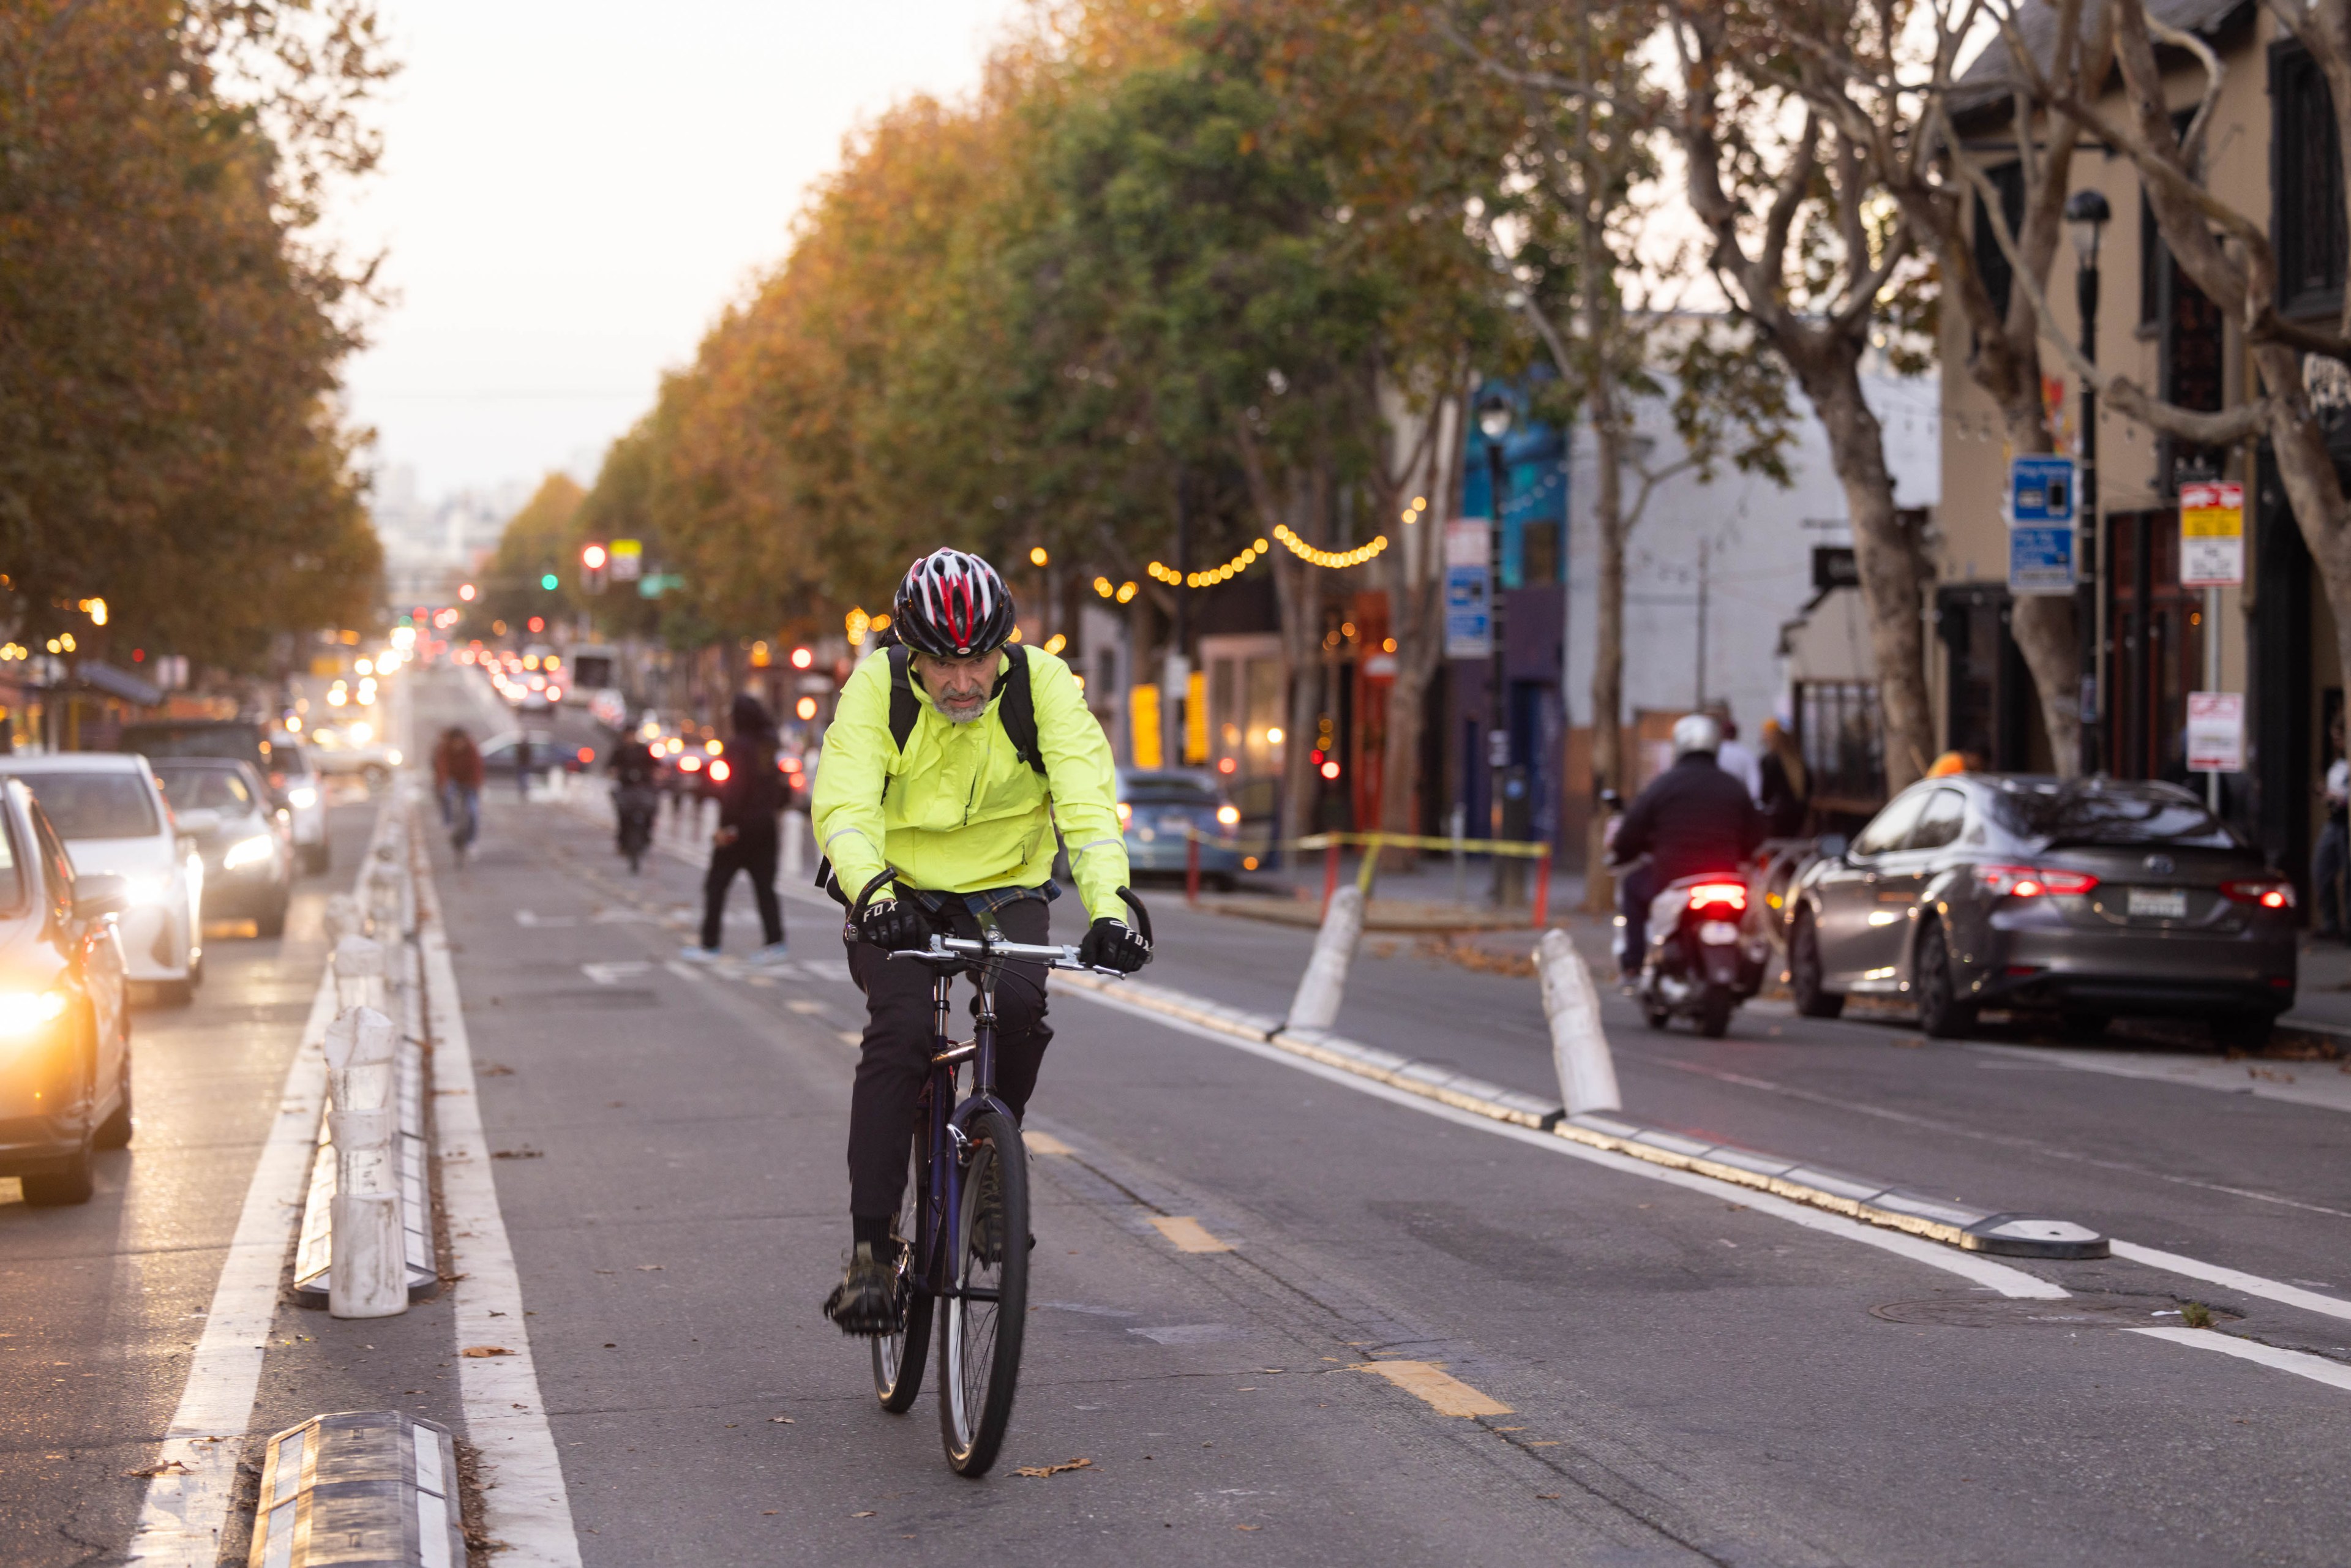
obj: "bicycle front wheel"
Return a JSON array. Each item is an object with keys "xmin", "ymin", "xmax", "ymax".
[
  {"xmin": 872, "ymin": 1135, "xmax": 934, "ymax": 1412},
  {"xmin": 938, "ymin": 1107, "xmax": 1027, "ymax": 1476}
]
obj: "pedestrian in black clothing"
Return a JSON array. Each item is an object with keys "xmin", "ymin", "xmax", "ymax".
[
  {"xmin": 680, "ymin": 693, "xmax": 788, "ymax": 962},
  {"xmin": 1757, "ymin": 717, "xmax": 1812, "ymax": 839}
]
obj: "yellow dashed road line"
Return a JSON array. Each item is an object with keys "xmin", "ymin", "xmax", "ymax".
[
  {"xmin": 1149, "ymin": 1215, "xmax": 1234, "ymax": 1254},
  {"xmin": 1024, "ymin": 1131, "xmax": 1074, "ymax": 1156},
  {"xmin": 1355, "ymin": 1360, "xmax": 1512, "ymax": 1417}
]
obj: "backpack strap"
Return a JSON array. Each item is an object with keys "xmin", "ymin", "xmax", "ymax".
[
  {"xmin": 886, "ymin": 644, "xmax": 921, "ymax": 754},
  {"xmin": 996, "ymin": 645, "xmax": 1048, "ymax": 777}
]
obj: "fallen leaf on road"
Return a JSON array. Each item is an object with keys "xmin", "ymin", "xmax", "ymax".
[
  {"xmin": 461, "ymin": 1346, "xmax": 513, "ymax": 1358},
  {"xmin": 1236, "ymin": 1524, "xmax": 1261, "ymax": 1531},
  {"xmin": 852, "ymin": 1510, "xmax": 876, "ymax": 1518},
  {"xmin": 762, "ymin": 1510, "xmax": 777, "ymax": 1516},
  {"xmin": 1012, "ymin": 1457, "xmax": 1092, "ymax": 1479},
  {"xmin": 479, "ymin": 1063, "xmax": 515, "ymax": 1076},
  {"xmin": 1536, "ymin": 1492, "xmax": 1561, "ymax": 1500},
  {"xmin": 636, "ymin": 1264, "xmax": 664, "ymax": 1272},
  {"xmin": 769, "ymin": 1417, "xmax": 794, "ymax": 1424},
  {"xmin": 492, "ymin": 1147, "xmax": 542, "ymax": 1160},
  {"xmin": 126, "ymin": 1461, "xmax": 191, "ymax": 1478}
]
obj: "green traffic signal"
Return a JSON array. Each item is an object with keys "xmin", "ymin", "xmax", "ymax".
[{"xmin": 540, "ymin": 572, "xmax": 558, "ymax": 590}]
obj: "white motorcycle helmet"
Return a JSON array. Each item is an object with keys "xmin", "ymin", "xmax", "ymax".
[{"xmin": 1671, "ymin": 711, "xmax": 1723, "ymax": 759}]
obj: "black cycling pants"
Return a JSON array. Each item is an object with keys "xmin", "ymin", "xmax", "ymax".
[
  {"xmin": 845, "ymin": 896, "xmax": 1052, "ymax": 1220},
  {"xmin": 701, "ymin": 830, "xmax": 783, "ymax": 950}
]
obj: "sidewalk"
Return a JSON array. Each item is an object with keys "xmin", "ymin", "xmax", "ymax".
[{"xmin": 1194, "ymin": 847, "xmax": 1590, "ymax": 932}]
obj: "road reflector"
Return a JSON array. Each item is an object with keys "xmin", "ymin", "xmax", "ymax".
[
  {"xmin": 1355, "ymin": 1360, "xmax": 1512, "ymax": 1417},
  {"xmin": 1149, "ymin": 1215, "xmax": 1232, "ymax": 1253}
]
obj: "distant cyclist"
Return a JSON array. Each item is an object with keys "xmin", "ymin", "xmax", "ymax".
[{"xmin": 812, "ymin": 547, "xmax": 1150, "ymax": 1334}]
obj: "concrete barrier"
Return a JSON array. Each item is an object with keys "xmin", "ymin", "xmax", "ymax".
[
  {"xmin": 324, "ymin": 1005, "xmax": 396, "ymax": 1115},
  {"xmin": 333, "ymin": 936, "xmax": 386, "ymax": 1014},
  {"xmin": 1536, "ymin": 928, "xmax": 1621, "ymax": 1116},
  {"xmin": 1285, "ymin": 884, "xmax": 1365, "ymax": 1033},
  {"xmin": 247, "ymin": 1409, "xmax": 463, "ymax": 1567},
  {"xmin": 323, "ymin": 892, "xmax": 363, "ymax": 945}
]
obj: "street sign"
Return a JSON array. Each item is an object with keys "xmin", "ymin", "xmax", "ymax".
[
  {"xmin": 2186, "ymin": 691, "xmax": 2244, "ymax": 773},
  {"xmin": 2179, "ymin": 480, "xmax": 2244, "ymax": 587},
  {"xmin": 2010, "ymin": 454, "xmax": 2077, "ymax": 524},
  {"xmin": 1445, "ymin": 563, "xmax": 1491, "ymax": 658},
  {"xmin": 2009, "ymin": 524, "xmax": 2076, "ymax": 595},
  {"xmin": 609, "ymin": 538, "xmax": 644, "ymax": 582}
]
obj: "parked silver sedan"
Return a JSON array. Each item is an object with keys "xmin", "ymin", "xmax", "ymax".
[{"xmin": 1787, "ymin": 775, "xmax": 2297, "ymax": 1048}]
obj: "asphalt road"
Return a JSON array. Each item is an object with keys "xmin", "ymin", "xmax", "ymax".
[{"xmin": 10, "ymin": 662, "xmax": 2351, "ymax": 1565}]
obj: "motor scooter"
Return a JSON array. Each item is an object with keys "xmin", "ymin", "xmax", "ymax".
[
  {"xmin": 1624, "ymin": 871, "xmax": 1770, "ymax": 1037},
  {"xmin": 614, "ymin": 781, "xmax": 659, "ymax": 873}
]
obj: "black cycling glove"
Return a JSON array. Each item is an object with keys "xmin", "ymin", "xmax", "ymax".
[
  {"xmin": 858, "ymin": 898, "xmax": 931, "ymax": 952},
  {"xmin": 1078, "ymin": 917, "xmax": 1150, "ymax": 973}
]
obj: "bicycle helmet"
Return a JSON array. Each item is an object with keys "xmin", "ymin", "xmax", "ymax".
[
  {"xmin": 893, "ymin": 547, "xmax": 1016, "ymax": 659},
  {"xmin": 1671, "ymin": 712, "xmax": 1723, "ymax": 759}
]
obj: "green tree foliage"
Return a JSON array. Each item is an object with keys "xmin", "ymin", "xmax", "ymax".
[
  {"xmin": 479, "ymin": 474, "xmax": 585, "ymax": 632},
  {"xmin": 0, "ymin": 0, "xmax": 394, "ymax": 670}
]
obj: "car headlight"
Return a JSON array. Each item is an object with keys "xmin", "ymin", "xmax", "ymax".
[
  {"xmin": 386, "ymin": 749, "xmax": 403, "ymax": 767},
  {"xmin": 288, "ymin": 786, "xmax": 318, "ymax": 809},
  {"xmin": 121, "ymin": 874, "xmax": 171, "ymax": 907},
  {"xmin": 0, "ymin": 989, "xmax": 68, "ymax": 1037},
  {"xmin": 1216, "ymin": 805, "xmax": 1241, "ymax": 827},
  {"xmin": 222, "ymin": 833, "xmax": 275, "ymax": 871}
]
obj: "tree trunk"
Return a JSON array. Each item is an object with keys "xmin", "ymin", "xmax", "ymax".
[
  {"xmin": 1378, "ymin": 394, "xmax": 1460, "ymax": 869},
  {"xmin": 1584, "ymin": 416, "xmax": 1629, "ymax": 912},
  {"xmin": 1802, "ymin": 355, "xmax": 1935, "ymax": 793},
  {"xmin": 2259, "ymin": 343, "xmax": 2351, "ymax": 741}
]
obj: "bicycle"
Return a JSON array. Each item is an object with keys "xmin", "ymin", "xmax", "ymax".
[{"xmin": 848, "ymin": 872, "xmax": 1152, "ymax": 1476}]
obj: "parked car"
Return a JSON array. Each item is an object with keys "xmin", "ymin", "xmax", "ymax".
[
  {"xmin": 1115, "ymin": 768, "xmax": 1245, "ymax": 889},
  {"xmin": 0, "ymin": 779, "xmax": 133, "ymax": 1205},
  {"xmin": 122, "ymin": 718, "xmax": 281, "ymax": 786},
  {"xmin": 0, "ymin": 754, "xmax": 201, "ymax": 1005},
  {"xmin": 266, "ymin": 736, "xmax": 329, "ymax": 874},
  {"xmin": 1787, "ymin": 775, "xmax": 2297, "ymax": 1048},
  {"xmin": 479, "ymin": 729, "xmax": 580, "ymax": 786},
  {"xmin": 304, "ymin": 722, "xmax": 402, "ymax": 787},
  {"xmin": 149, "ymin": 759, "xmax": 294, "ymax": 937}
]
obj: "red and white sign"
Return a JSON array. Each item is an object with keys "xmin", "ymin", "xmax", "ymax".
[{"xmin": 2186, "ymin": 691, "xmax": 2244, "ymax": 773}]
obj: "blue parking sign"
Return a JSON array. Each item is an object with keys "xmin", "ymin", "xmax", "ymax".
[
  {"xmin": 2011, "ymin": 454, "xmax": 2077, "ymax": 523},
  {"xmin": 2009, "ymin": 524, "xmax": 2076, "ymax": 594}
]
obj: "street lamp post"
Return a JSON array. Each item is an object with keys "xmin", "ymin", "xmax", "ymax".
[
  {"xmin": 2066, "ymin": 188, "xmax": 2110, "ymax": 778},
  {"xmin": 1477, "ymin": 389, "xmax": 1514, "ymax": 898}
]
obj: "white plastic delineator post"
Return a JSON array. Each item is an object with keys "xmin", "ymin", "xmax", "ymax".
[
  {"xmin": 1286, "ymin": 884, "xmax": 1366, "ymax": 1033},
  {"xmin": 782, "ymin": 809, "xmax": 808, "ymax": 882},
  {"xmin": 323, "ymin": 1005, "xmax": 396, "ymax": 1113},
  {"xmin": 332, "ymin": 935, "xmax": 386, "ymax": 1015},
  {"xmin": 1536, "ymin": 928, "xmax": 1621, "ymax": 1115},
  {"xmin": 324, "ymin": 1003, "xmax": 405, "ymax": 1318},
  {"xmin": 323, "ymin": 891, "xmax": 362, "ymax": 944}
]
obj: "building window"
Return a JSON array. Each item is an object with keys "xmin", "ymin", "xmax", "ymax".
[
  {"xmin": 1795, "ymin": 680, "xmax": 1884, "ymax": 814},
  {"xmin": 2139, "ymin": 192, "xmax": 2163, "ymax": 328},
  {"xmin": 1973, "ymin": 162, "xmax": 2026, "ymax": 321},
  {"xmin": 2274, "ymin": 42, "xmax": 2347, "ymax": 318}
]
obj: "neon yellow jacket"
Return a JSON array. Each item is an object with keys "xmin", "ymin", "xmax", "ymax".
[{"xmin": 811, "ymin": 646, "xmax": 1131, "ymax": 919}]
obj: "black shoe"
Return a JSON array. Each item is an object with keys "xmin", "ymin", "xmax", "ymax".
[{"xmin": 822, "ymin": 1242, "xmax": 899, "ymax": 1337}]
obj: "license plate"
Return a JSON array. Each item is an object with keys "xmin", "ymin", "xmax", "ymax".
[{"xmin": 2127, "ymin": 887, "xmax": 2188, "ymax": 919}]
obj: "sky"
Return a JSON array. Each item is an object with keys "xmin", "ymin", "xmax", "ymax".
[{"xmin": 339, "ymin": 0, "xmax": 1024, "ymax": 500}]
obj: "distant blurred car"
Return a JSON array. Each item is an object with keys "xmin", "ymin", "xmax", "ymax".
[
  {"xmin": 304, "ymin": 723, "xmax": 402, "ymax": 787},
  {"xmin": 1115, "ymin": 768, "xmax": 1244, "ymax": 888},
  {"xmin": 266, "ymin": 737, "xmax": 329, "ymax": 874},
  {"xmin": 149, "ymin": 759, "xmax": 293, "ymax": 937},
  {"xmin": 478, "ymin": 729, "xmax": 584, "ymax": 784},
  {"xmin": 0, "ymin": 778, "xmax": 133, "ymax": 1205},
  {"xmin": 0, "ymin": 754, "xmax": 200, "ymax": 1003}
]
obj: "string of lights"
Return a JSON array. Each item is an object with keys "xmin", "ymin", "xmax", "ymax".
[
  {"xmin": 1148, "ymin": 537, "xmax": 1271, "ymax": 589},
  {"xmin": 1272, "ymin": 523, "xmax": 1389, "ymax": 569}
]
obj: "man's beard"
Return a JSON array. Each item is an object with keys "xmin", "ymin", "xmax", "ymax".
[{"xmin": 938, "ymin": 694, "xmax": 989, "ymax": 724}]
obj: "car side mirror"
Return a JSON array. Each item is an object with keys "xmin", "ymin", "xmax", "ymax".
[
  {"xmin": 174, "ymin": 808, "xmax": 223, "ymax": 838},
  {"xmin": 73, "ymin": 872, "xmax": 129, "ymax": 921},
  {"xmin": 1815, "ymin": 833, "xmax": 1850, "ymax": 864}
]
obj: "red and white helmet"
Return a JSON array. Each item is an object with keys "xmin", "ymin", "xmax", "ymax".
[{"xmin": 893, "ymin": 548, "xmax": 1015, "ymax": 658}]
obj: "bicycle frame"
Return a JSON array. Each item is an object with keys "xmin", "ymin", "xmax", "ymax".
[{"xmin": 902, "ymin": 923, "xmax": 1023, "ymax": 1310}]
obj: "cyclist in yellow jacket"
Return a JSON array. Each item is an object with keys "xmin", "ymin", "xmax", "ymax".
[{"xmin": 814, "ymin": 547, "xmax": 1149, "ymax": 1334}]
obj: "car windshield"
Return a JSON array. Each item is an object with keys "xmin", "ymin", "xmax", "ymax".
[
  {"xmin": 125, "ymin": 726, "xmax": 261, "ymax": 762},
  {"xmin": 1986, "ymin": 782, "xmax": 2241, "ymax": 849},
  {"xmin": 11, "ymin": 771, "xmax": 160, "ymax": 839},
  {"xmin": 273, "ymin": 745, "xmax": 314, "ymax": 778},
  {"xmin": 154, "ymin": 767, "xmax": 255, "ymax": 814},
  {"xmin": 1124, "ymin": 777, "xmax": 1221, "ymax": 808}
]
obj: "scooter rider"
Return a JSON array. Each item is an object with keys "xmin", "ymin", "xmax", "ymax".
[
  {"xmin": 813, "ymin": 547, "xmax": 1150, "ymax": 1334},
  {"xmin": 1611, "ymin": 713, "xmax": 1763, "ymax": 980}
]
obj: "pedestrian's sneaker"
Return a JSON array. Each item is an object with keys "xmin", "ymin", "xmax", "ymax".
[
  {"xmin": 677, "ymin": 944, "xmax": 721, "ymax": 964},
  {"xmin": 753, "ymin": 940, "xmax": 791, "ymax": 964},
  {"xmin": 822, "ymin": 1242, "xmax": 899, "ymax": 1337}
]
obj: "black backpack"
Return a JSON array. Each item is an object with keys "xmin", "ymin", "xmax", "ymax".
[{"xmin": 817, "ymin": 644, "xmax": 1048, "ymax": 908}]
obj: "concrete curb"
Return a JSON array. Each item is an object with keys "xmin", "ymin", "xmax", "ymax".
[
  {"xmin": 1052, "ymin": 970, "xmax": 2108, "ymax": 1260},
  {"xmin": 247, "ymin": 1409, "xmax": 464, "ymax": 1568}
]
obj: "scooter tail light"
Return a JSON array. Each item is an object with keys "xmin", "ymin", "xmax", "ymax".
[{"xmin": 1685, "ymin": 881, "xmax": 1747, "ymax": 913}]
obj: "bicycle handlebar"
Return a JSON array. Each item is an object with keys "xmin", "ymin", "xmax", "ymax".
[{"xmin": 883, "ymin": 933, "xmax": 1127, "ymax": 977}]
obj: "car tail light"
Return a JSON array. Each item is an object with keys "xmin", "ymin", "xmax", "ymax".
[
  {"xmin": 708, "ymin": 759, "xmax": 731, "ymax": 783},
  {"xmin": 1686, "ymin": 881, "xmax": 1747, "ymax": 916},
  {"xmin": 1116, "ymin": 801, "xmax": 1131, "ymax": 825},
  {"xmin": 1975, "ymin": 863, "xmax": 2098, "ymax": 898},
  {"xmin": 1216, "ymin": 805, "xmax": 1240, "ymax": 827},
  {"xmin": 2221, "ymin": 878, "xmax": 2297, "ymax": 910},
  {"xmin": 679, "ymin": 754, "xmax": 702, "ymax": 773}
]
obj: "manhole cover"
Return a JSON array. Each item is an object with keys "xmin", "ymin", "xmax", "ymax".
[{"xmin": 1870, "ymin": 1297, "xmax": 2237, "ymax": 1329}]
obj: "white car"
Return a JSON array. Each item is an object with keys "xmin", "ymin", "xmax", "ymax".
[
  {"xmin": 305, "ymin": 723, "xmax": 403, "ymax": 786},
  {"xmin": 266, "ymin": 737, "xmax": 329, "ymax": 873},
  {"xmin": 0, "ymin": 754, "xmax": 201, "ymax": 1003}
]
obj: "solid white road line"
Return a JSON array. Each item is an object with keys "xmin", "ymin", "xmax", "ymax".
[
  {"xmin": 1975, "ymin": 1042, "xmax": 2351, "ymax": 1116},
  {"xmin": 1060, "ymin": 985, "xmax": 2068, "ymax": 1300},
  {"xmin": 124, "ymin": 817, "xmax": 384, "ymax": 1564},
  {"xmin": 415, "ymin": 818, "xmax": 585, "ymax": 1568},
  {"xmin": 2124, "ymin": 1327, "xmax": 2351, "ymax": 1393},
  {"xmin": 2110, "ymin": 1240, "xmax": 2351, "ymax": 1325}
]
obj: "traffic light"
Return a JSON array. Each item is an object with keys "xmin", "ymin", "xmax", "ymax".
[
  {"xmin": 581, "ymin": 542, "xmax": 608, "ymax": 595},
  {"xmin": 458, "ymin": 583, "xmax": 476, "ymax": 602},
  {"xmin": 539, "ymin": 572, "xmax": 558, "ymax": 591}
]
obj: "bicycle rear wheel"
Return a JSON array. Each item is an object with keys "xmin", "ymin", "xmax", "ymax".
[
  {"xmin": 871, "ymin": 1133, "xmax": 934, "ymax": 1412},
  {"xmin": 938, "ymin": 1108, "xmax": 1027, "ymax": 1476}
]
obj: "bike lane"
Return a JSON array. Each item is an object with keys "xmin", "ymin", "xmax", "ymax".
[{"xmin": 435, "ymin": 778, "xmax": 2350, "ymax": 1564}]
